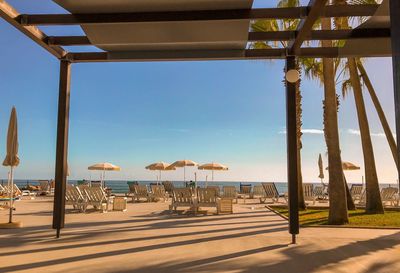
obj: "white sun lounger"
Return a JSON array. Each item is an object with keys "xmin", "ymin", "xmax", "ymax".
[
  {"xmin": 151, "ymin": 185, "xmax": 168, "ymax": 202},
  {"xmin": 169, "ymin": 188, "xmax": 195, "ymax": 213},
  {"xmin": 196, "ymin": 188, "xmax": 220, "ymax": 215},
  {"xmin": 222, "ymin": 186, "xmax": 238, "ymax": 203},
  {"xmin": 65, "ymin": 185, "xmax": 88, "ymax": 212},
  {"xmin": 303, "ymin": 183, "xmax": 317, "ymax": 205},
  {"xmin": 381, "ymin": 187, "xmax": 399, "ymax": 207},
  {"xmin": 261, "ymin": 182, "xmax": 286, "ymax": 203},
  {"xmin": 83, "ymin": 186, "xmax": 113, "ymax": 212},
  {"xmin": 252, "ymin": 185, "xmax": 267, "ymax": 203},
  {"xmin": 132, "ymin": 184, "xmax": 153, "ymax": 202}
]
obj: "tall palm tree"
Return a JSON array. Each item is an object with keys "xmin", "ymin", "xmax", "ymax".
[
  {"xmin": 357, "ymin": 61, "xmax": 398, "ymax": 169},
  {"xmin": 334, "ymin": 0, "xmax": 384, "ymax": 214},
  {"xmin": 320, "ymin": 17, "xmax": 349, "ymax": 224},
  {"xmin": 251, "ymin": 0, "xmax": 306, "ymax": 210}
]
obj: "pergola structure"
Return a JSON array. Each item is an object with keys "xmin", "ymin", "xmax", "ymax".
[{"xmin": 0, "ymin": 0, "xmax": 399, "ymax": 243}]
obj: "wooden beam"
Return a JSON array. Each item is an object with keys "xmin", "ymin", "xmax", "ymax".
[
  {"xmin": 288, "ymin": 0, "xmax": 329, "ymax": 55},
  {"xmin": 249, "ymin": 28, "xmax": 390, "ymax": 42},
  {"xmin": 47, "ymin": 36, "xmax": 91, "ymax": 46},
  {"xmin": 390, "ymin": 0, "xmax": 400, "ymax": 192},
  {"xmin": 65, "ymin": 46, "xmax": 392, "ymax": 63},
  {"xmin": 67, "ymin": 49, "xmax": 286, "ymax": 62},
  {"xmin": 19, "ymin": 4, "xmax": 379, "ymax": 26},
  {"xmin": 52, "ymin": 60, "xmax": 71, "ymax": 238},
  {"xmin": 285, "ymin": 56, "xmax": 300, "ymax": 243},
  {"xmin": 307, "ymin": 28, "xmax": 390, "ymax": 41},
  {"xmin": 0, "ymin": 0, "xmax": 66, "ymax": 58}
]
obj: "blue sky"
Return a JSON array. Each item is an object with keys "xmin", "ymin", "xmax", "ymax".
[{"xmin": 0, "ymin": 1, "xmax": 397, "ymax": 183}]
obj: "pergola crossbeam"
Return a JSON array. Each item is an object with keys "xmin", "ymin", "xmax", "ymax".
[
  {"xmin": 0, "ymin": 0, "xmax": 66, "ymax": 58},
  {"xmin": 65, "ymin": 47, "xmax": 391, "ymax": 63},
  {"xmin": 288, "ymin": 0, "xmax": 329, "ymax": 55},
  {"xmin": 19, "ymin": 4, "xmax": 379, "ymax": 26}
]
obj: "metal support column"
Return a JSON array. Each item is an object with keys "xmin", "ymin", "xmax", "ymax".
[
  {"xmin": 285, "ymin": 56, "xmax": 300, "ymax": 244},
  {"xmin": 52, "ymin": 60, "xmax": 71, "ymax": 238}
]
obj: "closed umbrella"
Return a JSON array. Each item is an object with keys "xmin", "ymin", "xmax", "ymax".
[
  {"xmin": 198, "ymin": 162, "xmax": 228, "ymax": 187},
  {"xmin": 88, "ymin": 162, "xmax": 121, "ymax": 187},
  {"xmin": 318, "ymin": 154, "xmax": 324, "ymax": 183},
  {"xmin": 2, "ymin": 107, "xmax": 20, "ymax": 226},
  {"xmin": 170, "ymin": 160, "xmax": 198, "ymax": 183},
  {"xmin": 145, "ymin": 162, "xmax": 175, "ymax": 183}
]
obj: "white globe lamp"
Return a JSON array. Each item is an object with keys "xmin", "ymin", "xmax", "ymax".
[{"xmin": 286, "ymin": 69, "xmax": 300, "ymax": 83}]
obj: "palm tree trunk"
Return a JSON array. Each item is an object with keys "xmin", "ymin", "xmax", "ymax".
[
  {"xmin": 357, "ymin": 62, "xmax": 398, "ymax": 170},
  {"xmin": 297, "ymin": 149, "xmax": 306, "ymax": 210},
  {"xmin": 321, "ymin": 18, "xmax": 348, "ymax": 224},
  {"xmin": 296, "ymin": 75, "xmax": 306, "ymax": 210},
  {"xmin": 347, "ymin": 58, "xmax": 384, "ymax": 214}
]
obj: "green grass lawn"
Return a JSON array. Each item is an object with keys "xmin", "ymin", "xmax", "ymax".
[{"xmin": 270, "ymin": 206, "xmax": 400, "ymax": 228}]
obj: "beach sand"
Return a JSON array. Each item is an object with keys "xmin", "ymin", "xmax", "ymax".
[{"xmin": 0, "ymin": 197, "xmax": 399, "ymax": 273}]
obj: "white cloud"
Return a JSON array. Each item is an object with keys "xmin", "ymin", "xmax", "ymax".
[
  {"xmin": 347, "ymin": 129, "xmax": 361, "ymax": 136},
  {"xmin": 280, "ymin": 128, "xmax": 392, "ymax": 138},
  {"xmin": 278, "ymin": 129, "xmax": 324, "ymax": 135},
  {"xmin": 302, "ymin": 129, "xmax": 324, "ymax": 135},
  {"xmin": 347, "ymin": 129, "xmax": 392, "ymax": 138}
]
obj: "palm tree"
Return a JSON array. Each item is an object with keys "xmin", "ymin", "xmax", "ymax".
[
  {"xmin": 334, "ymin": 0, "xmax": 384, "ymax": 214},
  {"xmin": 321, "ymin": 17, "xmax": 349, "ymax": 224},
  {"xmin": 251, "ymin": 0, "xmax": 306, "ymax": 210},
  {"xmin": 357, "ymin": 62, "xmax": 398, "ymax": 169}
]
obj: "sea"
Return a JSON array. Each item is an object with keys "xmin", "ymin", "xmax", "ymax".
[{"xmin": 4, "ymin": 179, "xmax": 400, "ymax": 195}]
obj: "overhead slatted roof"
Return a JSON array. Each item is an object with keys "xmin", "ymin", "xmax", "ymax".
[{"xmin": 0, "ymin": 0, "xmax": 391, "ymax": 62}]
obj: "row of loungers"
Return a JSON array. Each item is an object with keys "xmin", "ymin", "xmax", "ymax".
[
  {"xmin": 1, "ymin": 180, "xmax": 54, "ymax": 197},
  {"xmin": 127, "ymin": 182, "xmax": 399, "ymax": 208},
  {"xmin": 126, "ymin": 182, "xmax": 287, "ymax": 205},
  {"xmin": 65, "ymin": 185, "xmax": 114, "ymax": 213},
  {"xmin": 303, "ymin": 183, "xmax": 399, "ymax": 207}
]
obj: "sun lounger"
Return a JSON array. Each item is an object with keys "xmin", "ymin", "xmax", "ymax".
[
  {"xmin": 37, "ymin": 180, "xmax": 51, "ymax": 195},
  {"xmin": 169, "ymin": 188, "xmax": 195, "ymax": 213},
  {"xmin": 252, "ymin": 185, "xmax": 267, "ymax": 203},
  {"xmin": 206, "ymin": 186, "xmax": 221, "ymax": 197},
  {"xmin": 126, "ymin": 181, "xmax": 138, "ymax": 197},
  {"xmin": 381, "ymin": 187, "xmax": 399, "ymax": 207},
  {"xmin": 65, "ymin": 185, "xmax": 88, "ymax": 212},
  {"xmin": 196, "ymin": 188, "xmax": 220, "ymax": 215},
  {"xmin": 150, "ymin": 185, "xmax": 168, "ymax": 202},
  {"xmin": 261, "ymin": 182, "xmax": 286, "ymax": 203},
  {"xmin": 238, "ymin": 183, "xmax": 252, "ymax": 203},
  {"xmin": 313, "ymin": 184, "xmax": 327, "ymax": 201},
  {"xmin": 303, "ymin": 183, "xmax": 317, "ymax": 205},
  {"xmin": 162, "ymin": 181, "xmax": 174, "ymax": 197},
  {"xmin": 2, "ymin": 184, "xmax": 22, "ymax": 198},
  {"xmin": 350, "ymin": 184, "xmax": 364, "ymax": 203},
  {"xmin": 222, "ymin": 186, "xmax": 238, "ymax": 203},
  {"xmin": 132, "ymin": 184, "xmax": 152, "ymax": 202},
  {"xmin": 83, "ymin": 186, "xmax": 113, "ymax": 212}
]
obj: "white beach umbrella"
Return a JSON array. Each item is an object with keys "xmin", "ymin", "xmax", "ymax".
[
  {"xmin": 88, "ymin": 162, "xmax": 121, "ymax": 187},
  {"xmin": 170, "ymin": 159, "xmax": 198, "ymax": 183},
  {"xmin": 2, "ymin": 107, "xmax": 20, "ymax": 225},
  {"xmin": 198, "ymin": 162, "xmax": 228, "ymax": 187},
  {"xmin": 145, "ymin": 162, "xmax": 175, "ymax": 183}
]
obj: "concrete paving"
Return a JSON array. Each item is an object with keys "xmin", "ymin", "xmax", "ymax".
[{"xmin": 0, "ymin": 197, "xmax": 399, "ymax": 273}]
